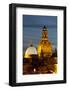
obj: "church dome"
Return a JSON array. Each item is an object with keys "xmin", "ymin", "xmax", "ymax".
[
  {"xmin": 38, "ymin": 40, "xmax": 52, "ymax": 57},
  {"xmin": 24, "ymin": 43, "xmax": 37, "ymax": 58}
]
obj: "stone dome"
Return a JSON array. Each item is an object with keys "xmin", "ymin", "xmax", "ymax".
[{"xmin": 38, "ymin": 40, "xmax": 52, "ymax": 57}]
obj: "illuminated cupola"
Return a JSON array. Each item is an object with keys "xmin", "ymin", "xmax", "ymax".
[{"xmin": 41, "ymin": 26, "xmax": 48, "ymax": 40}]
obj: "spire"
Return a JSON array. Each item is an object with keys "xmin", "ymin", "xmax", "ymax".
[
  {"xmin": 41, "ymin": 25, "xmax": 48, "ymax": 40},
  {"xmin": 43, "ymin": 25, "xmax": 48, "ymax": 31}
]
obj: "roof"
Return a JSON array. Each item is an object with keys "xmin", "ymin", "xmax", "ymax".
[{"xmin": 25, "ymin": 46, "xmax": 38, "ymax": 55}]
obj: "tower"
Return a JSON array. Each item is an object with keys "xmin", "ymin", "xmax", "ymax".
[{"xmin": 37, "ymin": 26, "xmax": 52, "ymax": 58}]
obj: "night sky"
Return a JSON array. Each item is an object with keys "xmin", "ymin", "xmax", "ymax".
[{"xmin": 23, "ymin": 15, "xmax": 57, "ymax": 53}]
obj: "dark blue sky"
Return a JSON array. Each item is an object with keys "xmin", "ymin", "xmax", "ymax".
[{"xmin": 23, "ymin": 15, "xmax": 57, "ymax": 52}]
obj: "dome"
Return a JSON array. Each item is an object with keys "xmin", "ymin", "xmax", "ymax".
[
  {"xmin": 25, "ymin": 46, "xmax": 37, "ymax": 55},
  {"xmin": 24, "ymin": 46, "xmax": 37, "ymax": 58},
  {"xmin": 38, "ymin": 40, "xmax": 52, "ymax": 57}
]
